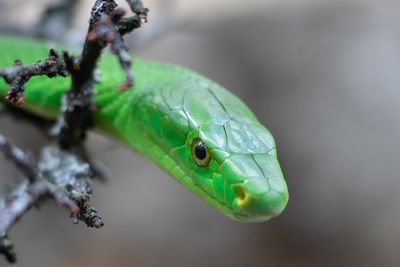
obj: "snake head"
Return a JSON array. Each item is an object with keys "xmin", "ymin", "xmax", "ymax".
[
  {"xmin": 136, "ymin": 67, "xmax": 288, "ymax": 222},
  {"xmin": 187, "ymin": 120, "xmax": 289, "ymax": 222},
  {"xmin": 177, "ymin": 83, "xmax": 288, "ymax": 222}
]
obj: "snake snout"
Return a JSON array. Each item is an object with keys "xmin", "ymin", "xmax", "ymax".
[{"xmin": 232, "ymin": 179, "xmax": 288, "ymax": 221}]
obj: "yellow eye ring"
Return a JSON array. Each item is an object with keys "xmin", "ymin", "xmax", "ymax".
[{"xmin": 191, "ymin": 138, "xmax": 211, "ymax": 167}]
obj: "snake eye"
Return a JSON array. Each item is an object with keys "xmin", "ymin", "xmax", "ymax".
[{"xmin": 191, "ymin": 138, "xmax": 211, "ymax": 167}]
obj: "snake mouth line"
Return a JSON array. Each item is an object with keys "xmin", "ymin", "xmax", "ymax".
[
  {"xmin": 164, "ymin": 153, "xmax": 282, "ymax": 221},
  {"xmin": 186, "ymin": 177, "xmax": 251, "ymax": 220},
  {"xmin": 167, "ymin": 164, "xmax": 253, "ymax": 221}
]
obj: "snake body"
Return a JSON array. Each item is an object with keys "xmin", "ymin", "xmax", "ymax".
[{"xmin": 0, "ymin": 36, "xmax": 288, "ymax": 222}]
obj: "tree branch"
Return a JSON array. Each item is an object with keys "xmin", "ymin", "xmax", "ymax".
[
  {"xmin": 0, "ymin": 138, "xmax": 104, "ymax": 263},
  {"xmin": 0, "ymin": 50, "xmax": 68, "ymax": 105},
  {"xmin": 0, "ymin": 136, "xmax": 105, "ymax": 231},
  {"xmin": 55, "ymin": 0, "xmax": 148, "ymax": 148},
  {"xmin": 0, "ymin": 234, "xmax": 16, "ymax": 263},
  {"xmin": 0, "ymin": 0, "xmax": 148, "ymax": 263},
  {"xmin": 0, "ymin": 135, "xmax": 37, "ymax": 182}
]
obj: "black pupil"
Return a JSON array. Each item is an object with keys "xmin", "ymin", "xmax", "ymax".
[{"xmin": 195, "ymin": 142, "xmax": 207, "ymax": 160}]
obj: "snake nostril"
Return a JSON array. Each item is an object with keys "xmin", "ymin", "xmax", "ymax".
[
  {"xmin": 232, "ymin": 185, "xmax": 253, "ymax": 212},
  {"xmin": 235, "ymin": 186, "xmax": 246, "ymax": 201}
]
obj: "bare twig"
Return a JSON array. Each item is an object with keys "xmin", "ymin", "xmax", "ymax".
[
  {"xmin": 0, "ymin": 137, "xmax": 103, "ymax": 233},
  {"xmin": 127, "ymin": 0, "xmax": 149, "ymax": 21},
  {"xmin": 88, "ymin": 8, "xmax": 133, "ymax": 90},
  {"xmin": 0, "ymin": 180, "xmax": 47, "ymax": 235},
  {"xmin": 0, "ymin": 135, "xmax": 37, "ymax": 182},
  {"xmin": 0, "ymin": 234, "xmax": 16, "ymax": 263},
  {"xmin": 0, "ymin": 49, "xmax": 68, "ymax": 106},
  {"xmin": 37, "ymin": 146, "xmax": 103, "ymax": 228},
  {"xmin": 0, "ymin": 0, "xmax": 148, "ymax": 263},
  {"xmin": 56, "ymin": 0, "xmax": 148, "ymax": 148},
  {"xmin": 118, "ymin": 0, "xmax": 149, "ymax": 35}
]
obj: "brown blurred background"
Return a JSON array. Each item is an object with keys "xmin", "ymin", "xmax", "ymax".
[{"xmin": 1, "ymin": 0, "xmax": 400, "ymax": 266}]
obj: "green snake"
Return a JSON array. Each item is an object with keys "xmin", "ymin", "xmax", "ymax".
[{"xmin": 0, "ymin": 36, "xmax": 288, "ymax": 222}]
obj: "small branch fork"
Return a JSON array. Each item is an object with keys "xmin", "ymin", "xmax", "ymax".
[
  {"xmin": 0, "ymin": 50, "xmax": 68, "ymax": 106},
  {"xmin": 0, "ymin": 0, "xmax": 148, "ymax": 263}
]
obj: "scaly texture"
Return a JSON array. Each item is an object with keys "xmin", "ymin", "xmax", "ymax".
[{"xmin": 0, "ymin": 36, "xmax": 288, "ymax": 222}]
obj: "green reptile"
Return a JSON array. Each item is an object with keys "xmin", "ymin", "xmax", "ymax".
[{"xmin": 0, "ymin": 36, "xmax": 288, "ymax": 222}]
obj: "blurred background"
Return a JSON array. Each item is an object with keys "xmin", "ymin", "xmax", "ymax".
[{"xmin": 1, "ymin": 0, "xmax": 400, "ymax": 266}]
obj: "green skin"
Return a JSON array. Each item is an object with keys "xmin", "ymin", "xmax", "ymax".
[{"xmin": 0, "ymin": 36, "xmax": 288, "ymax": 222}]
